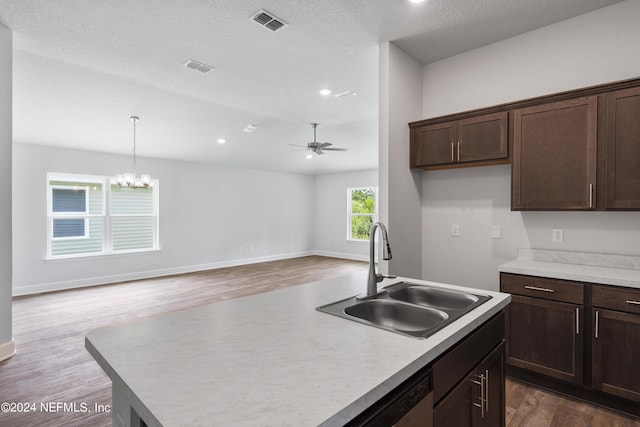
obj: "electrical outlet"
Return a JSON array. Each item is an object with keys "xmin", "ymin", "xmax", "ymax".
[
  {"xmin": 552, "ymin": 228, "xmax": 564, "ymax": 243},
  {"xmin": 451, "ymin": 224, "xmax": 460, "ymax": 237}
]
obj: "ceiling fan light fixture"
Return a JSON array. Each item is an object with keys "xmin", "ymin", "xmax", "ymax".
[{"xmin": 319, "ymin": 88, "xmax": 332, "ymax": 96}]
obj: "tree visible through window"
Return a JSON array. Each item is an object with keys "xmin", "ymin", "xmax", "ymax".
[{"xmin": 348, "ymin": 187, "xmax": 376, "ymax": 241}]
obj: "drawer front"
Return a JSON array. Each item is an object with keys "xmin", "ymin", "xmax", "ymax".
[
  {"xmin": 500, "ymin": 273, "xmax": 583, "ymax": 304},
  {"xmin": 592, "ymin": 285, "xmax": 640, "ymax": 314}
]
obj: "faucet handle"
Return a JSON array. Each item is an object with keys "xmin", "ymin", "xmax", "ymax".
[{"xmin": 376, "ymin": 273, "xmax": 397, "ymax": 282}]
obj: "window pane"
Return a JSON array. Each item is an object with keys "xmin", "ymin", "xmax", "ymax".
[
  {"xmin": 50, "ymin": 180, "xmax": 103, "ymax": 215},
  {"xmin": 351, "ymin": 189, "xmax": 375, "ymax": 214},
  {"xmin": 53, "ymin": 218, "xmax": 85, "ymax": 238},
  {"xmin": 52, "ymin": 188, "xmax": 86, "ymax": 213},
  {"xmin": 351, "ymin": 215, "xmax": 373, "ymax": 240},
  {"xmin": 50, "ymin": 218, "xmax": 104, "ymax": 256},
  {"xmin": 110, "ymin": 185, "xmax": 154, "ymax": 215},
  {"xmin": 112, "ymin": 216, "xmax": 156, "ymax": 251}
]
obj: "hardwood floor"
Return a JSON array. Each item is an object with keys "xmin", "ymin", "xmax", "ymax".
[
  {"xmin": 506, "ymin": 379, "xmax": 640, "ymax": 427},
  {"xmin": 1, "ymin": 255, "xmax": 638, "ymax": 427}
]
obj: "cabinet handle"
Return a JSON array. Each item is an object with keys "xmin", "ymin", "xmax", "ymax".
[
  {"xmin": 471, "ymin": 374, "xmax": 485, "ymax": 418},
  {"xmin": 595, "ymin": 310, "xmax": 599, "ymax": 339},
  {"xmin": 575, "ymin": 308, "xmax": 579, "ymax": 335},
  {"xmin": 485, "ymin": 369, "xmax": 489, "ymax": 413},
  {"xmin": 457, "ymin": 141, "xmax": 461, "ymax": 162},
  {"xmin": 524, "ymin": 285, "xmax": 555, "ymax": 293},
  {"xmin": 626, "ymin": 300, "xmax": 640, "ymax": 306},
  {"xmin": 589, "ymin": 184, "xmax": 593, "ymax": 208},
  {"xmin": 451, "ymin": 142, "xmax": 455, "ymax": 162}
]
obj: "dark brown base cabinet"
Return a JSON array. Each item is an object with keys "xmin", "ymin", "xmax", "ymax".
[
  {"xmin": 501, "ymin": 273, "xmax": 640, "ymax": 417},
  {"xmin": 432, "ymin": 312, "xmax": 505, "ymax": 427},
  {"xmin": 434, "ymin": 343, "xmax": 504, "ymax": 427},
  {"xmin": 591, "ymin": 285, "xmax": 640, "ymax": 402}
]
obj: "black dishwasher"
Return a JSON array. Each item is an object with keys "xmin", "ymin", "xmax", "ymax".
[{"xmin": 346, "ymin": 367, "xmax": 434, "ymax": 427}]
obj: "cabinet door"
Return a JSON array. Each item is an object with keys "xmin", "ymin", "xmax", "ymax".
[
  {"xmin": 413, "ymin": 121, "xmax": 456, "ymax": 167},
  {"xmin": 512, "ymin": 96, "xmax": 597, "ymax": 210},
  {"xmin": 458, "ymin": 112, "xmax": 508, "ymax": 163},
  {"xmin": 506, "ymin": 295, "xmax": 583, "ymax": 385},
  {"xmin": 605, "ymin": 87, "xmax": 640, "ymax": 209},
  {"xmin": 434, "ymin": 343, "xmax": 504, "ymax": 427},
  {"xmin": 433, "ymin": 368, "xmax": 476, "ymax": 427},
  {"xmin": 477, "ymin": 343, "xmax": 505, "ymax": 427},
  {"xmin": 592, "ymin": 308, "xmax": 640, "ymax": 402}
]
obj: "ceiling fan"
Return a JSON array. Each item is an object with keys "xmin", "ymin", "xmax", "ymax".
[{"xmin": 290, "ymin": 123, "xmax": 348, "ymax": 155}]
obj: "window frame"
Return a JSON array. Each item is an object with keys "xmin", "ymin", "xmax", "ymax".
[
  {"xmin": 346, "ymin": 186, "xmax": 378, "ymax": 242},
  {"xmin": 49, "ymin": 185, "xmax": 91, "ymax": 241},
  {"xmin": 46, "ymin": 172, "xmax": 159, "ymax": 260}
]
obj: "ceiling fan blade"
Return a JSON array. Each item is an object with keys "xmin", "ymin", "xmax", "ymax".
[
  {"xmin": 317, "ymin": 142, "xmax": 332, "ymax": 148},
  {"xmin": 289, "ymin": 144, "xmax": 308, "ymax": 148},
  {"xmin": 321, "ymin": 147, "xmax": 348, "ymax": 151}
]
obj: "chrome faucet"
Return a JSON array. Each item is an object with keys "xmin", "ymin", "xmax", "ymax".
[{"xmin": 363, "ymin": 222, "xmax": 393, "ymax": 298}]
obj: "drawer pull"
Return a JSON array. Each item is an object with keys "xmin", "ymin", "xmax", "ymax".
[
  {"xmin": 626, "ymin": 300, "xmax": 640, "ymax": 306},
  {"xmin": 524, "ymin": 285, "xmax": 555, "ymax": 293}
]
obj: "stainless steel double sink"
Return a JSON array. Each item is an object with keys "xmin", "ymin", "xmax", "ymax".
[{"xmin": 316, "ymin": 282, "xmax": 491, "ymax": 339}]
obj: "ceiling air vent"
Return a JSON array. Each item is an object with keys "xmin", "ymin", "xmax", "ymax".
[
  {"xmin": 251, "ymin": 9, "xmax": 287, "ymax": 32},
  {"xmin": 183, "ymin": 59, "xmax": 214, "ymax": 74}
]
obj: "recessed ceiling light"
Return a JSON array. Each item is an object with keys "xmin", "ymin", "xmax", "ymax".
[
  {"xmin": 306, "ymin": 154, "xmax": 313, "ymax": 159},
  {"xmin": 217, "ymin": 138, "xmax": 227, "ymax": 144},
  {"xmin": 408, "ymin": 0, "xmax": 425, "ymax": 3},
  {"xmin": 319, "ymin": 89, "xmax": 332, "ymax": 96}
]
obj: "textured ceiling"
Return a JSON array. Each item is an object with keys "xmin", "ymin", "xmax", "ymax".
[{"xmin": 0, "ymin": 0, "xmax": 626, "ymax": 174}]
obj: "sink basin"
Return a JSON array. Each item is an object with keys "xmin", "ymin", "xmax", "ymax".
[
  {"xmin": 344, "ymin": 299, "xmax": 448, "ymax": 336},
  {"xmin": 388, "ymin": 285, "xmax": 479, "ymax": 310},
  {"xmin": 316, "ymin": 282, "xmax": 491, "ymax": 339}
]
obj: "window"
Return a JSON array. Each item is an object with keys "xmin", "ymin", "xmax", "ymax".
[
  {"xmin": 47, "ymin": 173, "xmax": 159, "ymax": 258},
  {"xmin": 347, "ymin": 187, "xmax": 377, "ymax": 241}
]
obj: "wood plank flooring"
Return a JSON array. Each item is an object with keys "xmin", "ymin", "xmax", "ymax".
[{"xmin": 1, "ymin": 255, "xmax": 638, "ymax": 427}]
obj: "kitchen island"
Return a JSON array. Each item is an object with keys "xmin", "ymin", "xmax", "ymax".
[{"xmin": 85, "ymin": 273, "xmax": 510, "ymax": 426}]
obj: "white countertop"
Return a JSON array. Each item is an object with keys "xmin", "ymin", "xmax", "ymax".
[
  {"xmin": 499, "ymin": 249, "xmax": 640, "ymax": 289},
  {"xmin": 85, "ymin": 272, "xmax": 510, "ymax": 426}
]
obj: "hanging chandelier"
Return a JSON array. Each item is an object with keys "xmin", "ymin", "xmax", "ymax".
[{"xmin": 115, "ymin": 116, "xmax": 151, "ymax": 189}]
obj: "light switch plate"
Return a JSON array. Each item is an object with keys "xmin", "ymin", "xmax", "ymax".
[
  {"xmin": 451, "ymin": 224, "xmax": 460, "ymax": 237},
  {"xmin": 491, "ymin": 225, "xmax": 501, "ymax": 239}
]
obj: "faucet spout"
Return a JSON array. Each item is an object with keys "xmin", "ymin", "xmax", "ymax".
[{"xmin": 365, "ymin": 222, "xmax": 392, "ymax": 298}]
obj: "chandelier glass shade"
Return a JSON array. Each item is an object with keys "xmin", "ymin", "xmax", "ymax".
[{"xmin": 116, "ymin": 116, "xmax": 151, "ymax": 189}]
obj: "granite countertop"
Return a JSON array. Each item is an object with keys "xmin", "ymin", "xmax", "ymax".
[
  {"xmin": 85, "ymin": 272, "xmax": 510, "ymax": 426},
  {"xmin": 499, "ymin": 249, "xmax": 640, "ymax": 289}
]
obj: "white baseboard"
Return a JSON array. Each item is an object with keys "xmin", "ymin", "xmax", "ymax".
[
  {"xmin": 313, "ymin": 250, "xmax": 368, "ymax": 262},
  {"xmin": 12, "ymin": 251, "xmax": 316, "ymax": 296},
  {"xmin": 0, "ymin": 339, "xmax": 15, "ymax": 362}
]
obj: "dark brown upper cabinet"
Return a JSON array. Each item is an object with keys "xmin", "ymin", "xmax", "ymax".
[
  {"xmin": 511, "ymin": 97, "xmax": 597, "ymax": 210},
  {"xmin": 411, "ymin": 112, "xmax": 508, "ymax": 169},
  {"xmin": 605, "ymin": 86, "xmax": 640, "ymax": 209}
]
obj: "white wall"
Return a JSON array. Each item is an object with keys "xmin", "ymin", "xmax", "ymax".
[
  {"xmin": 0, "ymin": 24, "xmax": 13, "ymax": 359},
  {"xmin": 379, "ymin": 42, "xmax": 424, "ymax": 278},
  {"xmin": 419, "ymin": 0, "xmax": 640, "ymax": 291},
  {"xmin": 12, "ymin": 143, "xmax": 316, "ymax": 295},
  {"xmin": 314, "ymin": 169, "xmax": 378, "ymax": 261}
]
